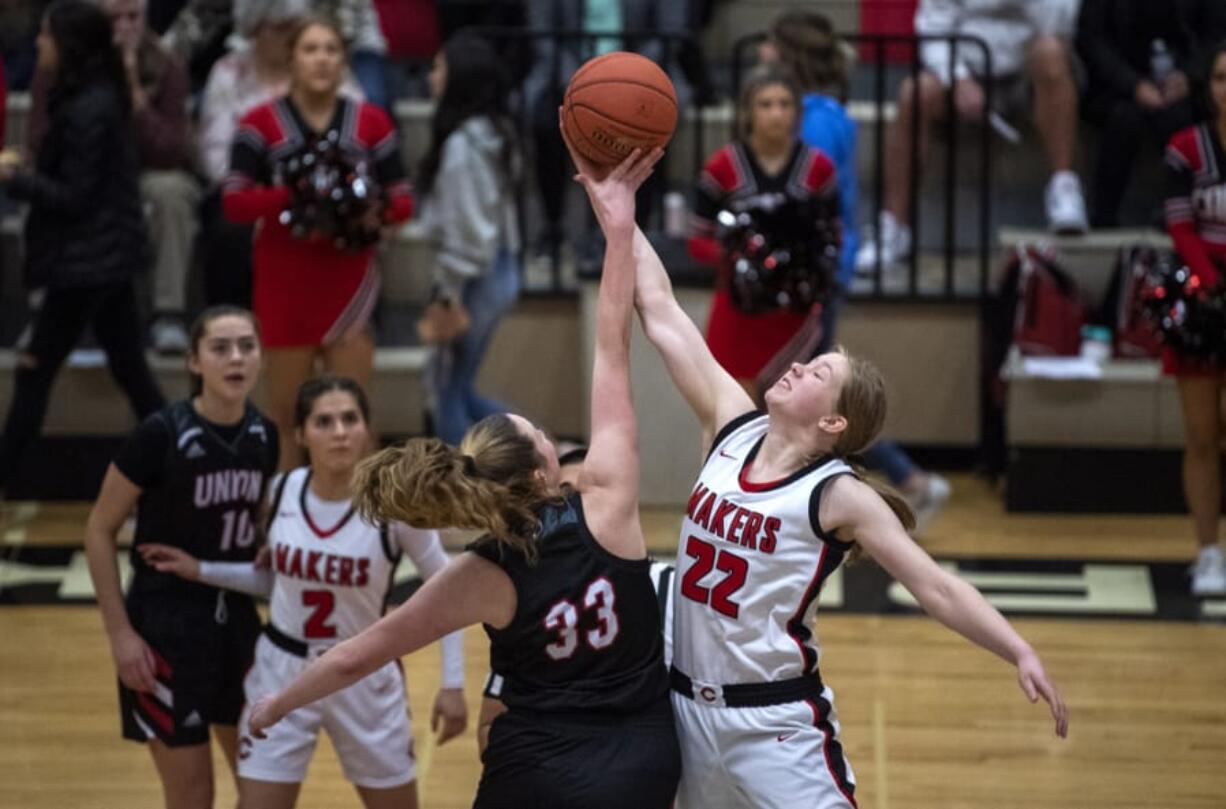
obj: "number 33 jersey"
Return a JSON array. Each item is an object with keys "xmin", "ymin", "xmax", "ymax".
[
  {"xmin": 469, "ymin": 491, "xmax": 669, "ymax": 715},
  {"xmin": 266, "ymin": 466, "xmax": 448, "ymax": 643},
  {"xmin": 673, "ymin": 412, "xmax": 854, "ymax": 685}
]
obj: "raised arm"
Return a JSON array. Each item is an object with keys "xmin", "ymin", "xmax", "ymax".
[
  {"xmin": 633, "ymin": 227, "xmax": 754, "ymax": 453},
  {"xmin": 821, "ymin": 475, "xmax": 1069, "ymax": 738},
  {"xmin": 561, "ymin": 127, "xmax": 661, "ymax": 558},
  {"xmin": 249, "ymin": 551, "xmax": 513, "ymax": 735}
]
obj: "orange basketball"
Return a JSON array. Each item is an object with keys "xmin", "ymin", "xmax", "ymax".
[{"xmin": 562, "ymin": 51, "xmax": 678, "ymax": 166}]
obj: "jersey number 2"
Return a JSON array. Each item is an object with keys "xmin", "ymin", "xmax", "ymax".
[
  {"xmin": 302, "ymin": 591, "xmax": 337, "ymax": 639},
  {"xmin": 543, "ymin": 577, "xmax": 620, "ymax": 661},
  {"xmin": 680, "ymin": 536, "xmax": 748, "ymax": 618}
]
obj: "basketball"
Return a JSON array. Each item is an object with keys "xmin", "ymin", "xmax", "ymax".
[{"xmin": 562, "ymin": 51, "xmax": 678, "ymax": 166}]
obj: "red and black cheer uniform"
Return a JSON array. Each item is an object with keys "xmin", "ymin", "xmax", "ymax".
[
  {"xmin": 468, "ymin": 491, "xmax": 680, "ymax": 809},
  {"xmin": 1164, "ymin": 123, "xmax": 1226, "ymax": 375},
  {"xmin": 115, "ymin": 400, "xmax": 278, "ymax": 746},
  {"xmin": 689, "ymin": 140, "xmax": 839, "ymax": 380},
  {"xmin": 223, "ymin": 96, "xmax": 413, "ymax": 348}
]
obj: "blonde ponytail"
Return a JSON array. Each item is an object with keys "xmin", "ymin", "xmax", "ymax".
[{"xmin": 352, "ymin": 415, "xmax": 549, "ymax": 558}]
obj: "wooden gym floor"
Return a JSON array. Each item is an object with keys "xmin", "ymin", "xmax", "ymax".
[{"xmin": 2, "ymin": 474, "xmax": 1225, "ymax": 808}]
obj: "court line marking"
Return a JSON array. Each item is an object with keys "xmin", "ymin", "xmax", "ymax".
[
  {"xmin": 3, "ymin": 502, "xmax": 40, "ymax": 545},
  {"xmin": 874, "ymin": 697, "xmax": 889, "ymax": 809}
]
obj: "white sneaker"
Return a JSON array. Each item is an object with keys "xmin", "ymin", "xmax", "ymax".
[
  {"xmin": 1190, "ymin": 545, "xmax": 1226, "ymax": 597},
  {"xmin": 151, "ymin": 317, "xmax": 189, "ymax": 355},
  {"xmin": 855, "ymin": 211, "xmax": 912, "ymax": 275},
  {"xmin": 1045, "ymin": 171, "xmax": 1088, "ymax": 235},
  {"xmin": 905, "ymin": 473, "xmax": 951, "ymax": 538}
]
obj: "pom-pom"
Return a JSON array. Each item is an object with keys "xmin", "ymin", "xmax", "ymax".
[
  {"xmin": 1139, "ymin": 255, "xmax": 1226, "ymax": 359},
  {"xmin": 274, "ymin": 129, "xmax": 386, "ymax": 252}
]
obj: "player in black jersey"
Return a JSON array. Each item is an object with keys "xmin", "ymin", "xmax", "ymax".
[
  {"xmin": 85, "ymin": 306, "xmax": 279, "ymax": 809},
  {"xmin": 245, "ymin": 141, "xmax": 681, "ymax": 809}
]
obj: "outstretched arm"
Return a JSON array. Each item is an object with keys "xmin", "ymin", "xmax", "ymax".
[
  {"xmin": 248, "ymin": 552, "xmax": 514, "ymax": 734},
  {"xmin": 633, "ymin": 227, "xmax": 754, "ymax": 453},
  {"xmin": 821, "ymin": 475, "xmax": 1069, "ymax": 738},
  {"xmin": 562, "ymin": 123, "xmax": 662, "ymax": 559}
]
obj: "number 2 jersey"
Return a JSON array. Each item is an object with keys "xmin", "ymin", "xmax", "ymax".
[
  {"xmin": 116, "ymin": 399, "xmax": 279, "ymax": 602},
  {"xmin": 469, "ymin": 490, "xmax": 669, "ymax": 716},
  {"xmin": 673, "ymin": 412, "xmax": 854, "ymax": 685}
]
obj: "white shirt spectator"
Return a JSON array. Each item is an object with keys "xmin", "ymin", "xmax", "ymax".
[{"xmin": 916, "ymin": 0, "xmax": 1079, "ymax": 84}]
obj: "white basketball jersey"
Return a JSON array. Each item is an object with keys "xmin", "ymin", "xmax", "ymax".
[
  {"xmin": 672, "ymin": 414, "xmax": 854, "ymax": 685},
  {"xmin": 267, "ymin": 468, "xmax": 400, "ymax": 643}
]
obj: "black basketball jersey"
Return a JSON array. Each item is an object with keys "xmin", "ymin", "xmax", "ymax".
[
  {"xmin": 469, "ymin": 490, "xmax": 669, "ymax": 716},
  {"xmin": 121, "ymin": 400, "xmax": 278, "ymax": 601}
]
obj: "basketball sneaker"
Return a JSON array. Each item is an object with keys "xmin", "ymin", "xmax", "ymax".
[
  {"xmin": 1190, "ymin": 545, "xmax": 1226, "ymax": 597},
  {"xmin": 855, "ymin": 211, "xmax": 912, "ymax": 275},
  {"xmin": 905, "ymin": 473, "xmax": 951, "ymax": 539},
  {"xmin": 1044, "ymin": 171, "xmax": 1088, "ymax": 235}
]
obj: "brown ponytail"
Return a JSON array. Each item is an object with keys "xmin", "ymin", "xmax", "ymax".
[
  {"xmin": 830, "ymin": 350, "xmax": 916, "ymax": 557},
  {"xmin": 352, "ymin": 414, "xmax": 549, "ymax": 557}
]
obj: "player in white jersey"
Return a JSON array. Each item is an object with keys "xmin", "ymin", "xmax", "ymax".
[
  {"xmin": 630, "ymin": 229, "xmax": 1069, "ymax": 808},
  {"xmin": 141, "ymin": 376, "xmax": 466, "ymax": 809}
]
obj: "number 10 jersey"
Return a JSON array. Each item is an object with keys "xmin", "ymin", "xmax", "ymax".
[{"xmin": 673, "ymin": 412, "xmax": 854, "ymax": 685}]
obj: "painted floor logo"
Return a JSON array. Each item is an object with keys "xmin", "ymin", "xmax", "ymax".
[{"xmin": 1, "ymin": 546, "xmax": 1223, "ymax": 623}]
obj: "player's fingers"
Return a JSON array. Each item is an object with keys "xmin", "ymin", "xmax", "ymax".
[
  {"xmin": 608, "ymin": 148, "xmax": 643, "ymax": 182},
  {"xmin": 1019, "ymin": 673, "xmax": 1038, "ymax": 703}
]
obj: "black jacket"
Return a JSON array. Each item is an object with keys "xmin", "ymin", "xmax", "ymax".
[
  {"xmin": 6, "ymin": 80, "xmax": 148, "ymax": 290},
  {"xmin": 1076, "ymin": 0, "xmax": 1226, "ymax": 102}
]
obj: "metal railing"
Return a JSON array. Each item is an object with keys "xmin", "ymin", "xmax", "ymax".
[
  {"xmin": 733, "ymin": 31, "xmax": 995, "ymax": 301},
  {"xmin": 466, "ymin": 27, "xmax": 708, "ymax": 292}
]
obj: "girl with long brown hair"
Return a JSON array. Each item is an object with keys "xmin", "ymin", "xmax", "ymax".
[
  {"xmin": 635, "ymin": 209, "xmax": 1068, "ymax": 805},
  {"xmin": 244, "ymin": 137, "xmax": 683, "ymax": 808}
]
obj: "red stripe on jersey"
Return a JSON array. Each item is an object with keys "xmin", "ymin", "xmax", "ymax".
[
  {"xmin": 702, "ymin": 144, "xmax": 746, "ymax": 193},
  {"xmin": 807, "ymin": 698, "xmax": 859, "ymax": 808},
  {"xmin": 737, "ymin": 458, "xmax": 791, "ymax": 492},
  {"xmin": 1168, "ymin": 126, "xmax": 1204, "ymax": 175},
  {"xmin": 802, "ymin": 148, "xmax": 837, "ymax": 196},
  {"xmin": 136, "ymin": 692, "xmax": 175, "ymax": 735}
]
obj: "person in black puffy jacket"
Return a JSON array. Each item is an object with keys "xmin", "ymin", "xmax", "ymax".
[{"xmin": 0, "ymin": 0, "xmax": 164, "ymax": 496}]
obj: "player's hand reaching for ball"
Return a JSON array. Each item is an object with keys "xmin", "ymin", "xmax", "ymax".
[
  {"xmin": 139, "ymin": 543, "xmax": 201, "ymax": 581},
  {"xmin": 559, "ymin": 110, "xmax": 662, "ymax": 235},
  {"xmin": 248, "ymin": 694, "xmax": 285, "ymax": 739},
  {"xmin": 1016, "ymin": 648, "xmax": 1068, "ymax": 738},
  {"xmin": 431, "ymin": 687, "xmax": 468, "ymax": 745}
]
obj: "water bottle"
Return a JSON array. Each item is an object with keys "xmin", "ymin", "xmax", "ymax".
[
  {"xmin": 664, "ymin": 191, "xmax": 688, "ymax": 239},
  {"xmin": 1151, "ymin": 39, "xmax": 1174, "ymax": 85}
]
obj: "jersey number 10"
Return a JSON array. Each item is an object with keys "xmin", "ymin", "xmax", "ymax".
[
  {"xmin": 543, "ymin": 577, "xmax": 620, "ymax": 661},
  {"xmin": 219, "ymin": 509, "xmax": 257, "ymax": 552}
]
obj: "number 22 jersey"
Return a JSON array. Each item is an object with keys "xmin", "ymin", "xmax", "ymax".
[{"xmin": 673, "ymin": 412, "xmax": 854, "ymax": 685}]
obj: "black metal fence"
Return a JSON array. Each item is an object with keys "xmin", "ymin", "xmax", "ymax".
[{"xmin": 731, "ymin": 31, "xmax": 996, "ymax": 300}]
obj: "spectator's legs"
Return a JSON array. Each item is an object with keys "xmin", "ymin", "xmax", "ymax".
[
  {"xmin": 1177, "ymin": 374, "xmax": 1226, "ymax": 594},
  {"xmin": 1089, "ymin": 101, "xmax": 1145, "ymax": 228},
  {"xmin": 532, "ymin": 94, "xmax": 568, "ymax": 251},
  {"xmin": 432, "ymin": 249, "xmax": 520, "ymax": 444},
  {"xmin": 262, "ymin": 346, "xmax": 318, "ymax": 471},
  {"xmin": 351, "ymin": 49, "xmax": 392, "ymax": 111},
  {"xmin": 1027, "ymin": 35, "xmax": 1077, "ymax": 175},
  {"xmin": 0, "ymin": 288, "xmax": 93, "ymax": 487},
  {"xmin": 201, "ymin": 188, "xmax": 254, "ymax": 308},
  {"xmin": 91, "ymin": 282, "xmax": 166, "ymax": 419},
  {"xmin": 884, "ymin": 71, "xmax": 946, "ymax": 223},
  {"xmin": 141, "ymin": 170, "xmax": 201, "ymax": 351}
]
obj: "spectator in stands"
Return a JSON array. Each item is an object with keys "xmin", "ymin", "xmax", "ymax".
[
  {"xmin": 157, "ymin": 0, "xmax": 230, "ymax": 91},
  {"xmin": 857, "ymin": 0, "xmax": 1087, "ymax": 274},
  {"xmin": 767, "ymin": 11, "xmax": 951, "ymax": 534},
  {"xmin": 523, "ymin": 0, "xmax": 689, "ymax": 257},
  {"xmin": 416, "ymin": 33, "xmax": 521, "ymax": 445},
  {"xmin": 0, "ymin": 0, "xmax": 164, "ymax": 496},
  {"xmin": 1, "ymin": 0, "xmax": 52, "ymax": 89},
  {"xmin": 1163, "ymin": 41, "xmax": 1226, "ymax": 597},
  {"xmin": 223, "ymin": 16, "xmax": 411, "ymax": 470},
  {"xmin": 1076, "ymin": 0, "xmax": 1226, "ymax": 228},
  {"xmin": 312, "ymin": 0, "xmax": 390, "ymax": 109},
  {"xmin": 30, "ymin": 0, "xmax": 199, "ymax": 354}
]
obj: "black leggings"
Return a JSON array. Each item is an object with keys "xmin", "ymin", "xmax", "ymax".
[{"xmin": 0, "ymin": 282, "xmax": 165, "ymax": 485}]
